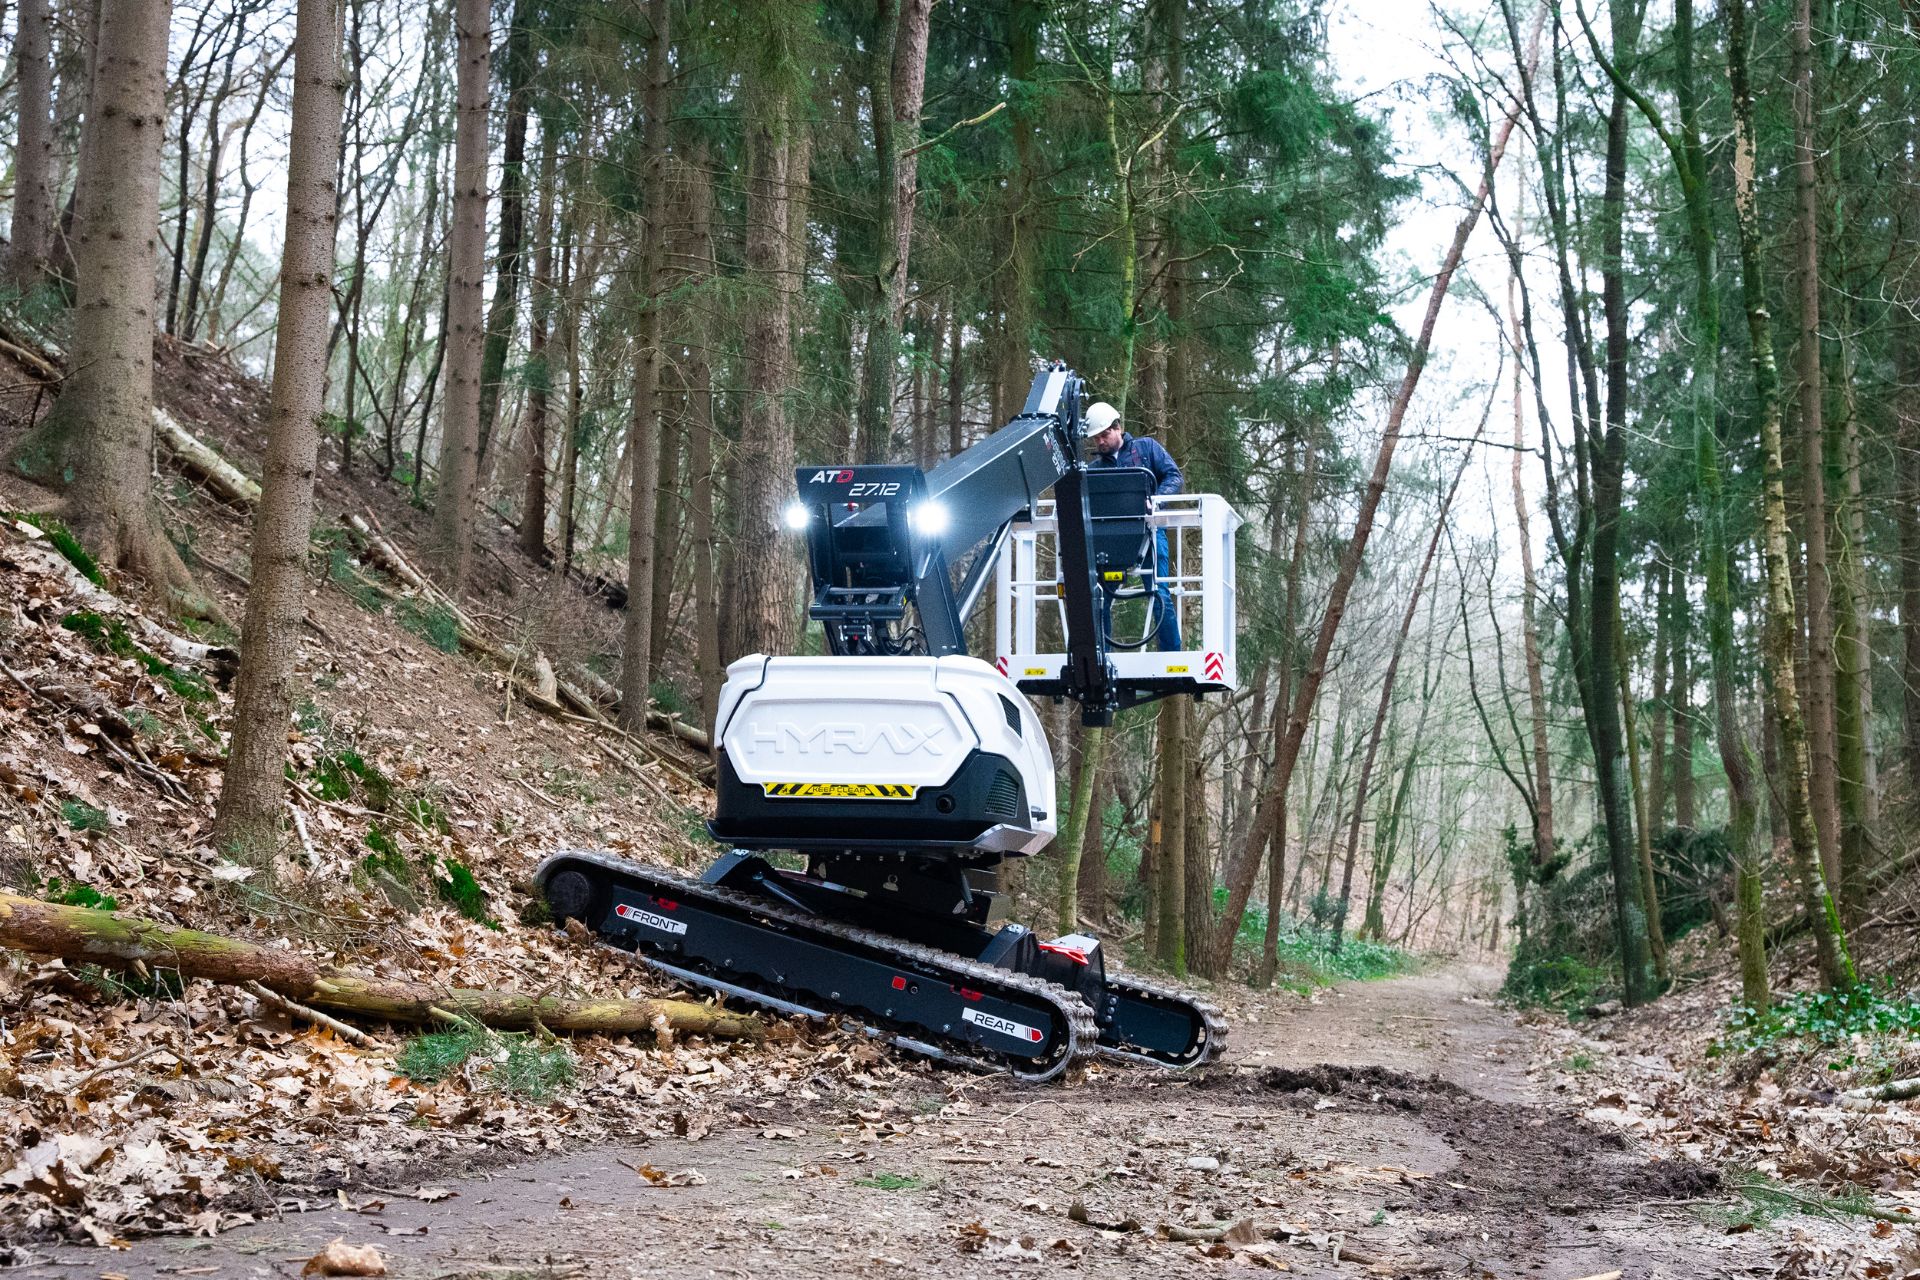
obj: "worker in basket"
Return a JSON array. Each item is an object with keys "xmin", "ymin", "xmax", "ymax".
[{"xmin": 1084, "ymin": 400, "xmax": 1182, "ymax": 651}]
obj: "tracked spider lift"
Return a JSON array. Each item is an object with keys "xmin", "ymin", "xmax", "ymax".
[{"xmin": 540, "ymin": 365, "xmax": 1241, "ymax": 1080}]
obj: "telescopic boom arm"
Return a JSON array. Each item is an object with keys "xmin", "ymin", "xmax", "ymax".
[{"xmin": 790, "ymin": 363, "xmax": 1126, "ymax": 723}]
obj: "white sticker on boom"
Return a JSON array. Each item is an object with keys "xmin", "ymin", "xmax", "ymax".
[
  {"xmin": 615, "ymin": 902, "xmax": 688, "ymax": 936},
  {"xmin": 962, "ymin": 1006, "xmax": 1045, "ymax": 1045}
]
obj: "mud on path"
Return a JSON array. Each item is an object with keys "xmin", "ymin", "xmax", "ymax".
[{"xmin": 13, "ymin": 967, "xmax": 1792, "ymax": 1279}]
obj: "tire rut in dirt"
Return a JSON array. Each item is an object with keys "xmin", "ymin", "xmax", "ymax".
[{"xmin": 1245, "ymin": 1063, "xmax": 1721, "ymax": 1212}]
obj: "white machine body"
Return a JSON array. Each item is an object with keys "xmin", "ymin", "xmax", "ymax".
[{"xmin": 714, "ymin": 653, "xmax": 1058, "ymax": 855}]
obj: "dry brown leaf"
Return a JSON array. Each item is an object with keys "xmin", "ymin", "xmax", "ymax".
[
  {"xmin": 630, "ymin": 1163, "xmax": 706, "ymax": 1187},
  {"xmin": 301, "ymin": 1237, "xmax": 386, "ymax": 1276}
]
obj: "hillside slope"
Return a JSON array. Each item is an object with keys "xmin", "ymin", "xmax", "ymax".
[{"xmin": 0, "ymin": 333, "xmax": 859, "ymax": 1246}]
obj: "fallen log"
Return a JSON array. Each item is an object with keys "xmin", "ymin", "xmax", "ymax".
[
  {"xmin": 343, "ymin": 512, "xmax": 431, "ymax": 595},
  {"xmin": 1842, "ymin": 1077, "xmax": 1920, "ymax": 1107},
  {"xmin": 0, "ymin": 331, "xmax": 60, "ymax": 382},
  {"xmin": 569, "ymin": 664, "xmax": 713, "ymax": 753},
  {"xmin": 0, "ymin": 892, "xmax": 763, "ymax": 1041},
  {"xmin": 152, "ymin": 408, "xmax": 263, "ymax": 508}
]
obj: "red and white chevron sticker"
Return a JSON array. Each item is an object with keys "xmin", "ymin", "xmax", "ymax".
[
  {"xmin": 1204, "ymin": 651, "xmax": 1224, "ymax": 681},
  {"xmin": 995, "ymin": 656, "xmax": 1009, "ymax": 676}
]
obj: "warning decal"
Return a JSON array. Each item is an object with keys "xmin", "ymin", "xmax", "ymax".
[{"xmin": 762, "ymin": 782, "xmax": 918, "ymax": 800}]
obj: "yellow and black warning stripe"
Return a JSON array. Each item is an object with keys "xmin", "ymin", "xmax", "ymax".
[{"xmin": 762, "ymin": 782, "xmax": 919, "ymax": 800}]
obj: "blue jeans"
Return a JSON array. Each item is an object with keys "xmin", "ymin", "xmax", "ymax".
[{"xmin": 1099, "ymin": 530, "xmax": 1181, "ymax": 652}]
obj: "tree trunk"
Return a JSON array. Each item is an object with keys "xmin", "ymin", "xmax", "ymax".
[
  {"xmin": 475, "ymin": 0, "xmax": 533, "ymax": 468},
  {"xmin": 1510, "ymin": 269, "xmax": 1555, "ymax": 870},
  {"xmin": 1647, "ymin": 559, "xmax": 1670, "ymax": 831},
  {"xmin": 670, "ymin": 145, "xmax": 722, "ymax": 737},
  {"xmin": 519, "ymin": 120, "xmax": 558, "ymax": 563},
  {"xmin": 1261, "ymin": 438, "xmax": 1315, "ymax": 979},
  {"xmin": 722, "ymin": 10, "xmax": 806, "ymax": 664},
  {"xmin": 946, "ymin": 303, "xmax": 965, "ymax": 455},
  {"xmin": 1670, "ymin": 593, "xmax": 1695, "ymax": 827},
  {"xmin": 1055, "ymin": 727, "xmax": 1107, "ymax": 934},
  {"xmin": 1208, "ymin": 20, "xmax": 1537, "ymax": 971},
  {"xmin": 431, "ymin": 0, "xmax": 489, "ymax": 595},
  {"xmin": 1075, "ymin": 749, "xmax": 1109, "ymax": 927},
  {"xmin": 1615, "ymin": 603, "xmax": 1669, "ymax": 982},
  {"xmin": 852, "ymin": 0, "xmax": 931, "ymax": 464},
  {"xmin": 1154, "ymin": 698, "xmax": 1189, "ymax": 974},
  {"xmin": 211, "ymin": 0, "xmax": 346, "ymax": 856},
  {"xmin": 995, "ymin": 0, "xmax": 1039, "ymax": 424},
  {"xmin": 1587, "ymin": 0, "xmax": 1658, "ymax": 1005},
  {"xmin": 1184, "ymin": 727, "xmax": 1213, "ymax": 968},
  {"xmin": 1830, "ymin": 302, "xmax": 1873, "ymax": 923},
  {"xmin": 1902, "ymin": 284, "xmax": 1920, "ymax": 782},
  {"xmin": 649, "ymin": 391, "xmax": 684, "ymax": 685},
  {"xmin": 7, "ymin": 0, "xmax": 56, "ymax": 290},
  {"xmin": 1729, "ymin": 0, "xmax": 1851, "ymax": 992},
  {"xmin": 9, "ymin": 0, "xmax": 206, "ymax": 609},
  {"xmin": 1791, "ymin": 0, "xmax": 1844, "ymax": 899},
  {"xmin": 0, "ymin": 893, "xmax": 761, "ymax": 1040},
  {"xmin": 619, "ymin": 0, "xmax": 670, "ymax": 732}
]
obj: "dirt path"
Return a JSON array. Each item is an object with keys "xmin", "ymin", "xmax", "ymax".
[{"xmin": 15, "ymin": 966, "xmax": 1787, "ymax": 1279}]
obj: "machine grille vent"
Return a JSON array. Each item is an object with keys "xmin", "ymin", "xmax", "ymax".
[
  {"xmin": 986, "ymin": 769, "xmax": 1021, "ymax": 818},
  {"xmin": 999, "ymin": 694, "xmax": 1023, "ymax": 737}
]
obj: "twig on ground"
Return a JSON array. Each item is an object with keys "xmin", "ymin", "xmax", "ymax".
[
  {"xmin": 289, "ymin": 803, "xmax": 320, "ymax": 869},
  {"xmin": 243, "ymin": 980, "xmax": 379, "ymax": 1048},
  {"xmin": 72, "ymin": 1044, "xmax": 176, "ymax": 1090}
]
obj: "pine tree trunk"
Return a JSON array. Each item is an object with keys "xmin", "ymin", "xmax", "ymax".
[
  {"xmin": 1075, "ymin": 752, "xmax": 1109, "ymax": 927},
  {"xmin": 1902, "ymin": 305, "xmax": 1920, "ymax": 781},
  {"xmin": 1615, "ymin": 604, "xmax": 1668, "ymax": 981},
  {"xmin": 649, "ymin": 395, "xmax": 684, "ymax": 685},
  {"xmin": 11, "ymin": 0, "xmax": 204, "ymax": 607},
  {"xmin": 1154, "ymin": 698, "xmax": 1188, "ymax": 974},
  {"xmin": 995, "ymin": 0, "xmax": 1039, "ymax": 423},
  {"xmin": 475, "ymin": 0, "xmax": 533, "ymax": 468},
  {"xmin": 619, "ymin": 0, "xmax": 670, "ymax": 732},
  {"xmin": 1054, "ymin": 727, "xmax": 1107, "ymax": 935},
  {"xmin": 518, "ymin": 121, "xmax": 557, "ymax": 563},
  {"xmin": 946, "ymin": 304, "xmax": 965, "ymax": 455},
  {"xmin": 1670, "ymin": 598, "xmax": 1695, "ymax": 827},
  {"xmin": 7, "ymin": 0, "xmax": 56, "ymax": 290},
  {"xmin": 1647, "ymin": 560, "xmax": 1670, "ymax": 831},
  {"xmin": 1830, "ymin": 318, "xmax": 1873, "ymax": 922},
  {"xmin": 1730, "ymin": 0, "xmax": 1851, "ymax": 991},
  {"xmin": 1510, "ymin": 271, "xmax": 1555, "ymax": 869},
  {"xmin": 1184, "ymin": 729, "xmax": 1213, "ymax": 968},
  {"xmin": 1791, "ymin": 0, "xmax": 1844, "ymax": 899},
  {"xmin": 557, "ymin": 232, "xmax": 584, "ymax": 572},
  {"xmin": 666, "ymin": 144, "xmax": 721, "ymax": 736},
  {"xmin": 1590, "ymin": 15, "xmax": 1657, "ymax": 1003},
  {"xmin": 852, "ymin": 0, "xmax": 930, "ymax": 464},
  {"xmin": 723, "ymin": 13, "xmax": 805, "ymax": 664},
  {"xmin": 212, "ymin": 0, "xmax": 346, "ymax": 856},
  {"xmin": 431, "ymin": 0, "xmax": 489, "ymax": 595}
]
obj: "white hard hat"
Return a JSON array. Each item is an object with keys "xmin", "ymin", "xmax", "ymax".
[{"xmin": 1084, "ymin": 401, "xmax": 1121, "ymax": 435}]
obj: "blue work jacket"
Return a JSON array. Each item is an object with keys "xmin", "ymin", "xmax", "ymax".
[{"xmin": 1091, "ymin": 432, "xmax": 1183, "ymax": 496}]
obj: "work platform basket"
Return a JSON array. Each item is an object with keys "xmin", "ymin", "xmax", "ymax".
[{"xmin": 991, "ymin": 492, "xmax": 1243, "ymax": 699}]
